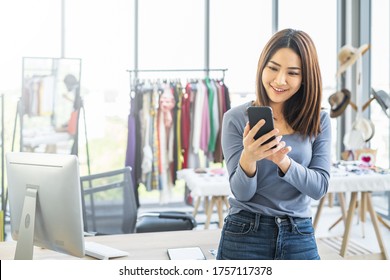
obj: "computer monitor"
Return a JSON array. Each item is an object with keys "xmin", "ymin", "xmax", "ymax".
[{"xmin": 6, "ymin": 152, "xmax": 85, "ymax": 260}]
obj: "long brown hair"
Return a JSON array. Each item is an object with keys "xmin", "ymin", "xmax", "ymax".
[{"xmin": 255, "ymin": 28, "xmax": 322, "ymax": 137}]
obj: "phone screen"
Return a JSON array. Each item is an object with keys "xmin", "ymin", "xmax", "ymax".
[{"xmin": 247, "ymin": 106, "xmax": 276, "ymax": 145}]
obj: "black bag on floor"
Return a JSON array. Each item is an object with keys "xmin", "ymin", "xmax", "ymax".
[{"xmin": 135, "ymin": 211, "xmax": 197, "ymax": 233}]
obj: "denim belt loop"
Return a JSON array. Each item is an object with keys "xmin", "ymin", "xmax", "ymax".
[
  {"xmin": 288, "ymin": 216, "xmax": 297, "ymax": 232},
  {"xmin": 253, "ymin": 213, "xmax": 261, "ymax": 232}
]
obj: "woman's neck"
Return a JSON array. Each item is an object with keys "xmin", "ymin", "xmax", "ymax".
[
  {"xmin": 270, "ymin": 103, "xmax": 295, "ymax": 135},
  {"xmin": 269, "ymin": 103, "xmax": 284, "ymax": 121}
]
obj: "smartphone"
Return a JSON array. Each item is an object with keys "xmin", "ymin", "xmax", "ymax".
[{"xmin": 247, "ymin": 106, "xmax": 276, "ymax": 146}]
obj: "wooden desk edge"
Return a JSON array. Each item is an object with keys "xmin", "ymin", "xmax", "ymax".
[{"xmin": 1, "ymin": 229, "xmax": 343, "ymax": 260}]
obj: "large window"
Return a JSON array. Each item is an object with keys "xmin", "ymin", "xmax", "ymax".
[
  {"xmin": 279, "ymin": 0, "xmax": 337, "ymax": 161},
  {"xmin": 0, "ymin": 1, "xmax": 134, "ymax": 175},
  {"xmin": 210, "ymin": 0, "xmax": 273, "ymax": 104},
  {"xmin": 371, "ymin": 0, "xmax": 389, "ymax": 168},
  {"xmin": 0, "ymin": 0, "xmax": 61, "ymax": 169},
  {"xmin": 0, "ymin": 0, "xmax": 61, "ymax": 92},
  {"xmin": 65, "ymin": 0, "xmax": 133, "ymax": 121},
  {"xmin": 63, "ymin": 0, "xmax": 134, "ymax": 174},
  {"xmin": 371, "ymin": 0, "xmax": 390, "ymax": 219},
  {"xmin": 138, "ymin": 0, "xmax": 204, "ymax": 75}
]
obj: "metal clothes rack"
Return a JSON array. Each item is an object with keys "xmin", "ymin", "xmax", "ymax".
[
  {"xmin": 126, "ymin": 68, "xmax": 228, "ymax": 92},
  {"xmin": 125, "ymin": 68, "xmax": 228, "ymax": 205}
]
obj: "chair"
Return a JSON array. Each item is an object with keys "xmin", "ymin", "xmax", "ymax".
[
  {"xmin": 80, "ymin": 167, "xmax": 138, "ymax": 235},
  {"xmin": 80, "ymin": 167, "xmax": 197, "ymax": 235},
  {"xmin": 136, "ymin": 211, "xmax": 197, "ymax": 233}
]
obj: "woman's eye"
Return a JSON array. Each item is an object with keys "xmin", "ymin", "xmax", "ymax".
[
  {"xmin": 268, "ymin": 66, "xmax": 278, "ymax": 71},
  {"xmin": 289, "ymin": 72, "xmax": 300, "ymax": 76}
]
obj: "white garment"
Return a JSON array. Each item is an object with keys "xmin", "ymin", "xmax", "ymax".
[
  {"xmin": 141, "ymin": 90, "xmax": 153, "ymax": 176},
  {"xmin": 40, "ymin": 76, "xmax": 55, "ymax": 116},
  {"xmin": 192, "ymin": 81, "xmax": 205, "ymax": 154}
]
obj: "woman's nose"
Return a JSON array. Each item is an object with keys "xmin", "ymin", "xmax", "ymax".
[{"xmin": 274, "ymin": 72, "xmax": 287, "ymax": 86}]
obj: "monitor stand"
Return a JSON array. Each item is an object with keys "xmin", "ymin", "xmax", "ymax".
[{"xmin": 14, "ymin": 185, "xmax": 38, "ymax": 260}]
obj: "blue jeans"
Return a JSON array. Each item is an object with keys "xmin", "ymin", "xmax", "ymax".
[{"xmin": 216, "ymin": 210, "xmax": 320, "ymax": 260}]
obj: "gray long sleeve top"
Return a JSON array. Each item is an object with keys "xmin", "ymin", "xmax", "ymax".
[{"xmin": 222, "ymin": 101, "xmax": 332, "ymax": 218}]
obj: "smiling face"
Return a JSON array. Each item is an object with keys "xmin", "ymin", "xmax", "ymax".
[{"xmin": 261, "ymin": 47, "xmax": 303, "ymax": 106}]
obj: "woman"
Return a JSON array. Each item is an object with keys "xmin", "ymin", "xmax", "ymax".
[{"xmin": 217, "ymin": 28, "xmax": 331, "ymax": 260}]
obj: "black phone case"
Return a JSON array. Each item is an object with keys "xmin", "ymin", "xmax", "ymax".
[{"xmin": 247, "ymin": 106, "xmax": 276, "ymax": 145}]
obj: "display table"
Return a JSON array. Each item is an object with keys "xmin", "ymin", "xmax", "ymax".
[
  {"xmin": 313, "ymin": 165, "xmax": 390, "ymax": 259},
  {"xmin": 177, "ymin": 168, "xmax": 231, "ymax": 229}
]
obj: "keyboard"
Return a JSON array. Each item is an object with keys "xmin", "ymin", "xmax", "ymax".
[{"xmin": 85, "ymin": 241, "xmax": 129, "ymax": 260}]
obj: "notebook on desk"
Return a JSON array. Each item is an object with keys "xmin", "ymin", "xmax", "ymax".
[
  {"xmin": 85, "ymin": 242, "xmax": 129, "ymax": 260},
  {"xmin": 167, "ymin": 247, "xmax": 206, "ymax": 260}
]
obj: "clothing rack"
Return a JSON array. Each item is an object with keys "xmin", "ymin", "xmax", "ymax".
[
  {"xmin": 11, "ymin": 57, "xmax": 90, "ymax": 174},
  {"xmin": 125, "ymin": 69, "xmax": 230, "ymax": 204},
  {"xmin": 126, "ymin": 68, "xmax": 228, "ymax": 92}
]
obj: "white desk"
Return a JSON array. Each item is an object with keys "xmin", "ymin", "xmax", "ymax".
[
  {"xmin": 177, "ymin": 168, "xmax": 231, "ymax": 229},
  {"xmin": 0, "ymin": 229, "xmax": 341, "ymax": 260},
  {"xmin": 313, "ymin": 166, "xmax": 390, "ymax": 259}
]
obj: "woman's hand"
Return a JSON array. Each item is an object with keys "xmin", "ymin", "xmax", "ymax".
[
  {"xmin": 266, "ymin": 144, "xmax": 292, "ymax": 175},
  {"xmin": 239, "ymin": 120, "xmax": 284, "ymax": 176}
]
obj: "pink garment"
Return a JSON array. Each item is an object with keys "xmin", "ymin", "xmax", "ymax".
[
  {"xmin": 160, "ymin": 85, "xmax": 175, "ymax": 128},
  {"xmin": 181, "ymin": 82, "xmax": 192, "ymax": 168}
]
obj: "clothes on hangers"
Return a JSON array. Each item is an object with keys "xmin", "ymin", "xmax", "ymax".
[
  {"xmin": 125, "ymin": 78, "xmax": 231, "ymax": 203},
  {"xmin": 22, "ymin": 75, "xmax": 55, "ymax": 117}
]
